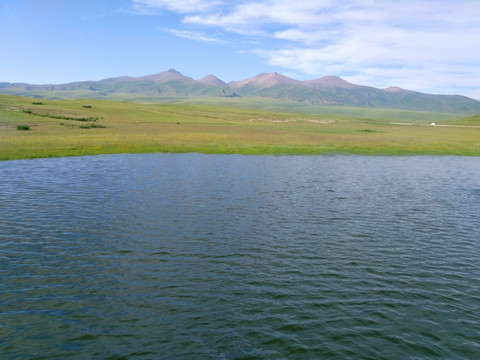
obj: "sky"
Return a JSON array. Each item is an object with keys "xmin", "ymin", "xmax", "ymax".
[{"xmin": 1, "ymin": 0, "xmax": 479, "ymax": 99}]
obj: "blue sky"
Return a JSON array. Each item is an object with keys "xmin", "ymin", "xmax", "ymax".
[{"xmin": 1, "ymin": 0, "xmax": 479, "ymax": 99}]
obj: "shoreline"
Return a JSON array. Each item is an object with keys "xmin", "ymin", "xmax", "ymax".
[{"xmin": 2, "ymin": 145, "xmax": 480, "ymax": 162}]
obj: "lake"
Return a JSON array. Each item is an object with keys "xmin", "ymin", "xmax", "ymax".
[{"xmin": 1, "ymin": 154, "xmax": 479, "ymax": 359}]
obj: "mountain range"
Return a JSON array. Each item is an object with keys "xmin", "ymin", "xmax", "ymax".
[{"xmin": 1, "ymin": 68, "xmax": 480, "ymax": 114}]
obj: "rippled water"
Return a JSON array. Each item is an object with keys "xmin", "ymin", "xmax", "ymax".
[{"xmin": 1, "ymin": 154, "xmax": 480, "ymax": 359}]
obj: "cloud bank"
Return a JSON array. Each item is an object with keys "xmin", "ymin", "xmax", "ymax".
[{"xmin": 133, "ymin": 0, "xmax": 480, "ymax": 98}]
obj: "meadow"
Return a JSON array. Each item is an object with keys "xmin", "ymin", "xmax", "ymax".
[{"xmin": 1, "ymin": 94, "xmax": 479, "ymax": 160}]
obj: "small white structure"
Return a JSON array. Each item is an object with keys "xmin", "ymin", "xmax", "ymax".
[{"xmin": 430, "ymin": 122, "xmax": 436, "ymax": 126}]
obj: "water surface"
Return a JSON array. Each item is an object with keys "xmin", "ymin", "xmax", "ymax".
[{"xmin": 1, "ymin": 154, "xmax": 479, "ymax": 359}]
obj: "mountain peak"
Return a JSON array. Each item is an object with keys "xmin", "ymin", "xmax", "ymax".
[
  {"xmin": 306, "ymin": 76, "xmax": 356, "ymax": 89},
  {"xmin": 384, "ymin": 86, "xmax": 408, "ymax": 93},
  {"xmin": 229, "ymin": 72, "xmax": 299, "ymax": 88},
  {"xmin": 198, "ymin": 75, "xmax": 226, "ymax": 86},
  {"xmin": 140, "ymin": 69, "xmax": 189, "ymax": 82},
  {"xmin": 167, "ymin": 68, "xmax": 183, "ymax": 76}
]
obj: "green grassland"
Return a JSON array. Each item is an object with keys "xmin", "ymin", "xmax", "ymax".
[{"xmin": 1, "ymin": 94, "xmax": 479, "ymax": 160}]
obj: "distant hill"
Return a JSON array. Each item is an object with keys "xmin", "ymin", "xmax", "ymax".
[
  {"xmin": 1, "ymin": 68, "xmax": 480, "ymax": 114},
  {"xmin": 198, "ymin": 75, "xmax": 227, "ymax": 87}
]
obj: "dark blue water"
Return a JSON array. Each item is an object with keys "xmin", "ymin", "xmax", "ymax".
[{"xmin": 1, "ymin": 154, "xmax": 479, "ymax": 359}]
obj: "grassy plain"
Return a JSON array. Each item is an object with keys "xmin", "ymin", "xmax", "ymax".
[{"xmin": 1, "ymin": 94, "xmax": 479, "ymax": 160}]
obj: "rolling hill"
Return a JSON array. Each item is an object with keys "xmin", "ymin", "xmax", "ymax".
[{"xmin": 1, "ymin": 69, "xmax": 480, "ymax": 114}]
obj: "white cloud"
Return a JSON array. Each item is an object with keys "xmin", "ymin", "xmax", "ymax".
[
  {"xmin": 273, "ymin": 29, "xmax": 332, "ymax": 46},
  {"xmin": 165, "ymin": 29, "xmax": 225, "ymax": 43},
  {"xmin": 184, "ymin": 1, "xmax": 333, "ymax": 26},
  {"xmin": 133, "ymin": 0, "xmax": 221, "ymax": 13}
]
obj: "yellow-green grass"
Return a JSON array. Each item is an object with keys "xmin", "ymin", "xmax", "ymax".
[{"xmin": 1, "ymin": 94, "xmax": 479, "ymax": 160}]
